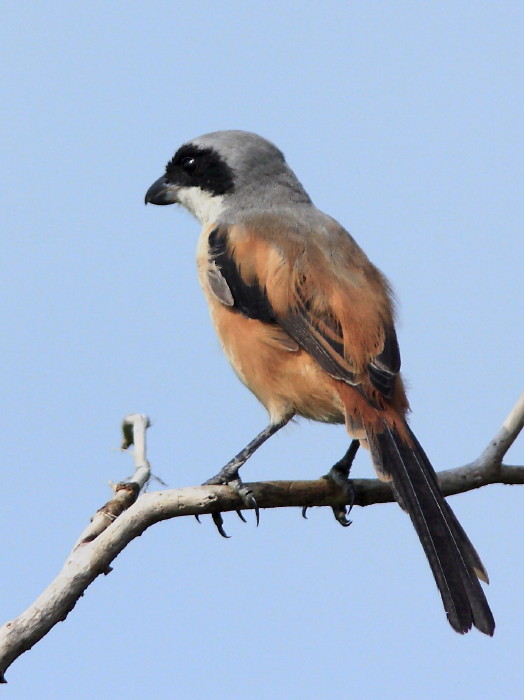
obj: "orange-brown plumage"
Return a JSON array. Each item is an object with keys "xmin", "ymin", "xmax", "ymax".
[{"xmin": 198, "ymin": 219, "xmax": 409, "ymax": 436}]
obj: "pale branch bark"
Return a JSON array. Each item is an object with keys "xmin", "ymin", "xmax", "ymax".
[
  {"xmin": 0, "ymin": 393, "xmax": 522, "ymax": 682},
  {"xmin": 72, "ymin": 414, "xmax": 151, "ymax": 549}
]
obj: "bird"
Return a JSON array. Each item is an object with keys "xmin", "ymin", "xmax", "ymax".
[{"xmin": 145, "ymin": 129, "xmax": 495, "ymax": 636}]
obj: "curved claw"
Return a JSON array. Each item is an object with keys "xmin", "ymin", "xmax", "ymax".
[
  {"xmin": 332, "ymin": 505, "xmax": 352, "ymax": 527},
  {"xmin": 195, "ymin": 515, "xmax": 201, "ymax": 524},
  {"xmin": 301, "ymin": 506, "xmax": 309, "ymax": 519},
  {"xmin": 241, "ymin": 492, "xmax": 260, "ymax": 526},
  {"xmin": 247, "ymin": 493, "xmax": 260, "ymax": 526},
  {"xmin": 325, "ymin": 460, "xmax": 356, "ymax": 525},
  {"xmin": 229, "ymin": 479, "xmax": 260, "ymax": 527},
  {"xmin": 212, "ymin": 512, "xmax": 231, "ymax": 538},
  {"xmin": 202, "ymin": 472, "xmax": 260, "ymax": 531}
]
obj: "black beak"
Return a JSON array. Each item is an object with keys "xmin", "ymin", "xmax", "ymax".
[{"xmin": 144, "ymin": 176, "xmax": 178, "ymax": 205}]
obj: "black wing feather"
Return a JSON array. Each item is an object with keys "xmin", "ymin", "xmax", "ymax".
[
  {"xmin": 367, "ymin": 324, "xmax": 401, "ymax": 398},
  {"xmin": 208, "ymin": 228, "xmax": 276, "ymax": 323}
]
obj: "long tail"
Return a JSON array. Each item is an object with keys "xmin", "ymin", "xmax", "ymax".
[{"xmin": 368, "ymin": 421, "xmax": 495, "ymax": 636}]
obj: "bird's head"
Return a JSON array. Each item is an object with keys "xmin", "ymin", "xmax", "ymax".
[{"xmin": 145, "ymin": 130, "xmax": 311, "ymax": 226}]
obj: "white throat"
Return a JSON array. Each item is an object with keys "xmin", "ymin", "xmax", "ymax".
[{"xmin": 177, "ymin": 187, "xmax": 225, "ymax": 226}]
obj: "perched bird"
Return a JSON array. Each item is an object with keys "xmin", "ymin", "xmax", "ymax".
[{"xmin": 145, "ymin": 130, "xmax": 494, "ymax": 635}]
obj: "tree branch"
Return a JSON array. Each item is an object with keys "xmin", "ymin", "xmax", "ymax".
[
  {"xmin": 72, "ymin": 414, "xmax": 151, "ymax": 549},
  {"xmin": 0, "ymin": 392, "xmax": 522, "ymax": 682}
]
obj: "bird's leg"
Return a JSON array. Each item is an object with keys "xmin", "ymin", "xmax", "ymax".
[
  {"xmin": 302, "ymin": 439, "xmax": 360, "ymax": 526},
  {"xmin": 204, "ymin": 417, "xmax": 291, "ymax": 535},
  {"xmin": 327, "ymin": 439, "xmax": 360, "ymax": 526}
]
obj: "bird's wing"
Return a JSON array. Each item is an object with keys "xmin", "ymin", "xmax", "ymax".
[{"xmin": 207, "ymin": 216, "xmax": 400, "ymax": 399}]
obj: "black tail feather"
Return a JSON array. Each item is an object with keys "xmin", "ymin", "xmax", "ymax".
[{"xmin": 369, "ymin": 423, "xmax": 495, "ymax": 636}]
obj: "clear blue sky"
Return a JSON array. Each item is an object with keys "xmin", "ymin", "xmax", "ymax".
[{"xmin": 2, "ymin": 2, "xmax": 523, "ymax": 698}]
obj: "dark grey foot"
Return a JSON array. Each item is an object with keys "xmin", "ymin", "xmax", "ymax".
[
  {"xmin": 204, "ymin": 472, "xmax": 259, "ymax": 537},
  {"xmin": 325, "ymin": 465, "xmax": 356, "ymax": 526},
  {"xmin": 326, "ymin": 439, "xmax": 359, "ymax": 525},
  {"xmin": 201, "ymin": 418, "xmax": 292, "ymax": 537},
  {"xmin": 302, "ymin": 439, "xmax": 360, "ymax": 526}
]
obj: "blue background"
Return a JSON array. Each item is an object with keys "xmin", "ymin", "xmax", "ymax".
[{"xmin": 2, "ymin": 2, "xmax": 523, "ymax": 698}]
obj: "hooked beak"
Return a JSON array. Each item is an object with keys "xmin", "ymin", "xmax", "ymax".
[{"xmin": 144, "ymin": 176, "xmax": 179, "ymax": 205}]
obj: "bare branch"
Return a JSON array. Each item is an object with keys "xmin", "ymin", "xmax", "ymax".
[
  {"xmin": 72, "ymin": 414, "xmax": 151, "ymax": 548},
  {"xmin": 0, "ymin": 394, "xmax": 522, "ymax": 683},
  {"xmin": 437, "ymin": 390, "xmax": 524, "ymax": 494},
  {"xmin": 476, "ymin": 390, "xmax": 524, "ymax": 468}
]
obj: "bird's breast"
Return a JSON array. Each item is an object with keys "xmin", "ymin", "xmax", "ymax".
[{"xmin": 196, "ymin": 226, "xmax": 345, "ymax": 424}]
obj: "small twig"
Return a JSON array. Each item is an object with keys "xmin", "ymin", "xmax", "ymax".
[
  {"xmin": 476, "ymin": 390, "xmax": 524, "ymax": 469},
  {"xmin": 72, "ymin": 414, "xmax": 151, "ymax": 549}
]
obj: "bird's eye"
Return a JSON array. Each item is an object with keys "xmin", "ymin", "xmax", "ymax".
[{"xmin": 181, "ymin": 156, "xmax": 197, "ymax": 172}]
